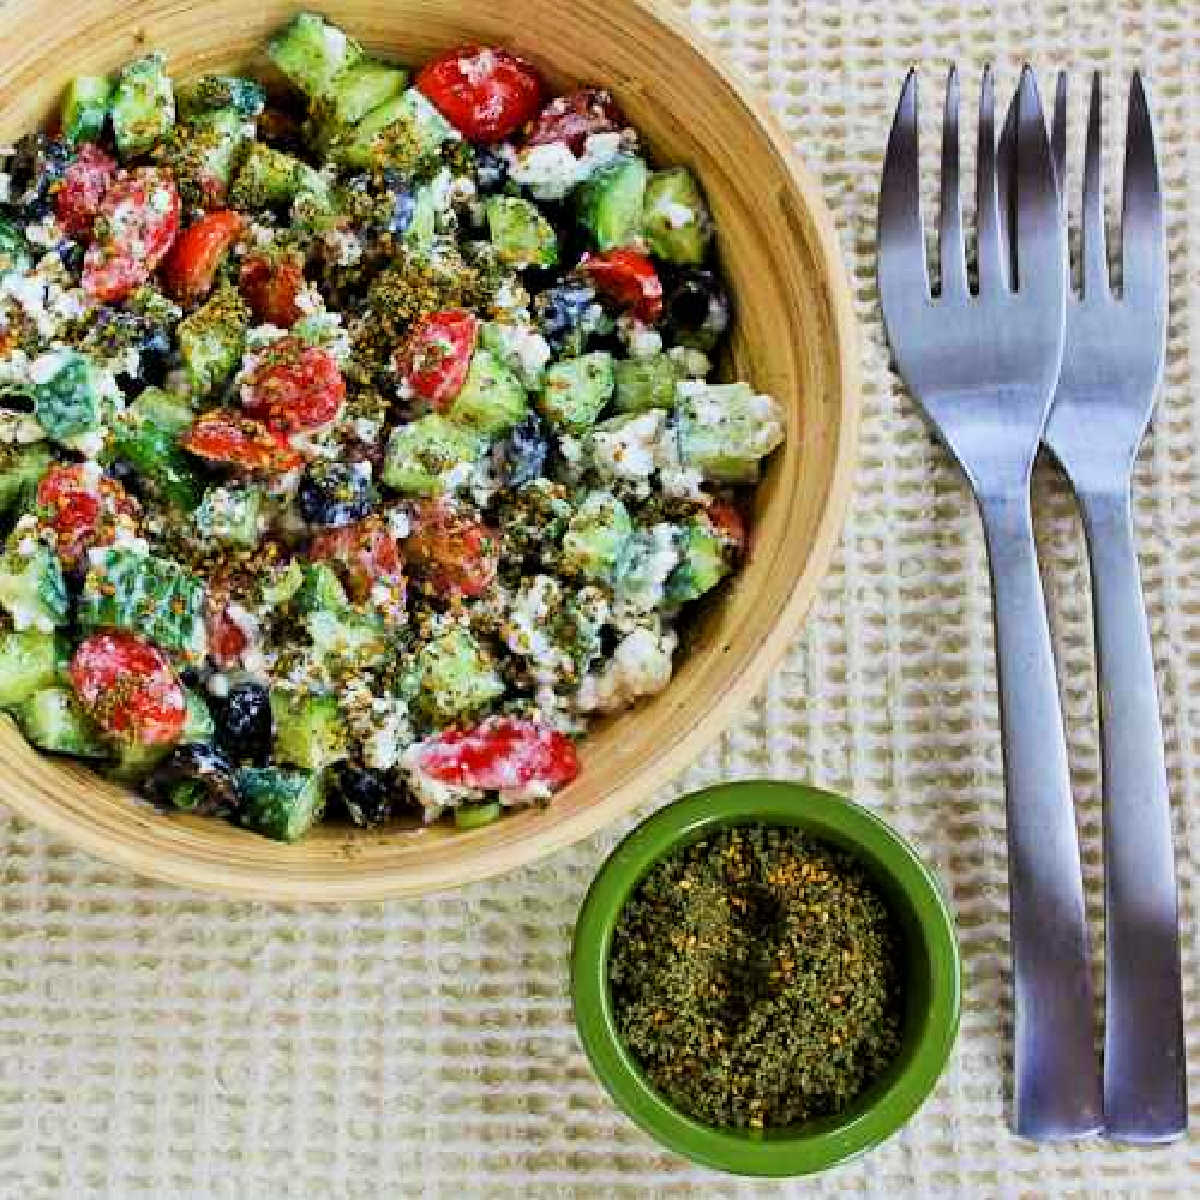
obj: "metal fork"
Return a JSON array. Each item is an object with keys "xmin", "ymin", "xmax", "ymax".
[
  {"xmin": 1034, "ymin": 73, "xmax": 1186, "ymax": 1142},
  {"xmin": 878, "ymin": 67, "xmax": 1102, "ymax": 1138}
]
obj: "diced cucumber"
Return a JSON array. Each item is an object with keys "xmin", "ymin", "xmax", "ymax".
[
  {"xmin": 0, "ymin": 546, "xmax": 68, "ymax": 632},
  {"xmin": 537, "ymin": 352, "xmax": 615, "ymax": 432},
  {"xmin": 31, "ymin": 350, "xmax": 102, "ymax": 444},
  {"xmin": 307, "ymin": 59, "xmax": 408, "ymax": 149},
  {"xmin": 577, "ymin": 154, "xmax": 648, "ymax": 250},
  {"xmin": 267, "ymin": 12, "xmax": 364, "ymax": 99},
  {"xmin": 674, "ymin": 381, "xmax": 785, "ymax": 483},
  {"xmin": 454, "ymin": 801, "xmax": 502, "ymax": 830},
  {"xmin": 413, "ymin": 628, "xmax": 504, "ymax": 723},
  {"xmin": 305, "ymin": 609, "xmax": 389, "ymax": 668},
  {"xmin": 125, "ymin": 386, "xmax": 193, "ymax": 433},
  {"xmin": 0, "ymin": 444, "xmax": 51, "ymax": 516},
  {"xmin": 0, "ymin": 217, "xmax": 31, "ymax": 276},
  {"xmin": 485, "ymin": 196, "xmax": 558, "ymax": 268},
  {"xmin": 613, "ymin": 354, "xmax": 678, "ymax": 414},
  {"xmin": 61, "ymin": 75, "xmax": 113, "ymax": 145},
  {"xmin": 14, "ymin": 685, "xmax": 108, "ymax": 757},
  {"xmin": 194, "ymin": 484, "xmax": 263, "ymax": 547},
  {"xmin": 176, "ymin": 74, "xmax": 266, "ymax": 119},
  {"xmin": 182, "ymin": 687, "xmax": 216, "ymax": 743},
  {"xmin": 111, "ymin": 54, "xmax": 175, "ymax": 159},
  {"xmin": 109, "ymin": 388, "xmax": 206, "ymax": 511},
  {"xmin": 260, "ymin": 559, "xmax": 304, "ymax": 609},
  {"xmin": 229, "ymin": 142, "xmax": 330, "ymax": 210},
  {"xmin": 270, "ymin": 689, "xmax": 347, "ymax": 771},
  {"xmin": 665, "ymin": 519, "xmax": 729, "ymax": 605},
  {"xmin": 382, "ymin": 414, "xmax": 483, "ymax": 496},
  {"xmin": 79, "ymin": 548, "xmax": 207, "ymax": 661},
  {"xmin": 293, "ymin": 562, "xmax": 348, "ymax": 614},
  {"xmin": 561, "ymin": 491, "xmax": 633, "ymax": 582},
  {"xmin": 236, "ymin": 765, "xmax": 326, "ymax": 842},
  {"xmin": 447, "ymin": 349, "xmax": 528, "ymax": 436},
  {"xmin": 479, "ymin": 321, "xmax": 551, "ymax": 390},
  {"xmin": 161, "ymin": 109, "xmax": 248, "ymax": 208},
  {"xmin": 642, "ymin": 167, "xmax": 713, "ymax": 264},
  {"xmin": 403, "ymin": 178, "xmax": 438, "ymax": 251},
  {"xmin": 329, "ymin": 87, "xmax": 454, "ymax": 172},
  {"xmin": 0, "ymin": 629, "xmax": 59, "ymax": 708},
  {"xmin": 177, "ymin": 284, "xmax": 248, "ymax": 396}
]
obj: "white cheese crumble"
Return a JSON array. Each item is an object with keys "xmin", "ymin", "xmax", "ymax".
[
  {"xmin": 667, "ymin": 345, "xmax": 711, "ymax": 378},
  {"xmin": 590, "ymin": 410, "xmax": 665, "ymax": 481},
  {"xmin": 486, "ymin": 320, "xmax": 551, "ymax": 388},
  {"xmin": 575, "ymin": 626, "xmax": 678, "ymax": 713}
]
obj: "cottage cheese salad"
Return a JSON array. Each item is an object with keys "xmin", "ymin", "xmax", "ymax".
[{"xmin": 0, "ymin": 13, "xmax": 784, "ymax": 841}]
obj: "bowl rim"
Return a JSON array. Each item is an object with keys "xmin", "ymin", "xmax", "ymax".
[
  {"xmin": 570, "ymin": 781, "xmax": 962, "ymax": 1177},
  {"xmin": 0, "ymin": 0, "xmax": 861, "ymax": 900}
]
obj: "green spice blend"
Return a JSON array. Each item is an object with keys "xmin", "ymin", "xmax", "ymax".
[{"xmin": 608, "ymin": 824, "xmax": 904, "ymax": 1130}]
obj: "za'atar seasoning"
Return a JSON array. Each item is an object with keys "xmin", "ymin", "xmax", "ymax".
[{"xmin": 608, "ymin": 824, "xmax": 903, "ymax": 1129}]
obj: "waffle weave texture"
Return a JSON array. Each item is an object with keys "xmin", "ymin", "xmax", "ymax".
[{"xmin": 1, "ymin": 0, "xmax": 1199, "ymax": 1195}]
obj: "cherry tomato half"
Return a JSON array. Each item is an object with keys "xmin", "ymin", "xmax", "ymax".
[
  {"xmin": 69, "ymin": 631, "xmax": 186, "ymax": 746},
  {"xmin": 82, "ymin": 168, "xmax": 180, "ymax": 303},
  {"xmin": 206, "ymin": 594, "xmax": 248, "ymax": 669},
  {"xmin": 160, "ymin": 209, "xmax": 243, "ymax": 304},
  {"xmin": 579, "ymin": 249, "xmax": 663, "ymax": 323},
  {"xmin": 706, "ymin": 498, "xmax": 747, "ymax": 558},
  {"xmin": 525, "ymin": 88, "xmax": 624, "ymax": 154},
  {"xmin": 54, "ymin": 144, "xmax": 117, "ymax": 241},
  {"xmin": 239, "ymin": 252, "xmax": 306, "ymax": 328},
  {"xmin": 309, "ymin": 516, "xmax": 405, "ymax": 609},
  {"xmin": 403, "ymin": 499, "xmax": 499, "ymax": 599},
  {"xmin": 239, "ymin": 337, "xmax": 346, "ymax": 434},
  {"xmin": 36, "ymin": 463, "xmax": 138, "ymax": 568},
  {"xmin": 416, "ymin": 45, "xmax": 544, "ymax": 143},
  {"xmin": 395, "ymin": 309, "xmax": 478, "ymax": 409},
  {"xmin": 412, "ymin": 716, "xmax": 579, "ymax": 793},
  {"xmin": 180, "ymin": 411, "xmax": 304, "ymax": 474}
]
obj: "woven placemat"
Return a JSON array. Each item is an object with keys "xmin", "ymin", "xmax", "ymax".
[{"xmin": 1, "ymin": 0, "xmax": 1198, "ymax": 1194}]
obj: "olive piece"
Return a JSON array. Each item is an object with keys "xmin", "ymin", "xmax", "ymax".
[
  {"xmin": 297, "ymin": 460, "xmax": 375, "ymax": 528},
  {"xmin": 533, "ymin": 279, "xmax": 598, "ymax": 357},
  {"xmin": 493, "ymin": 413, "xmax": 549, "ymax": 488},
  {"xmin": 472, "ymin": 147, "xmax": 508, "ymax": 195},
  {"xmin": 6, "ymin": 132, "xmax": 70, "ymax": 219},
  {"xmin": 215, "ymin": 681, "xmax": 273, "ymax": 765},
  {"xmin": 662, "ymin": 268, "xmax": 731, "ymax": 353},
  {"xmin": 328, "ymin": 763, "xmax": 393, "ymax": 828},
  {"xmin": 144, "ymin": 743, "xmax": 239, "ymax": 816}
]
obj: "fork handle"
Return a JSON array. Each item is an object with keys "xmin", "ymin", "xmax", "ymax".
[
  {"xmin": 1076, "ymin": 485, "xmax": 1187, "ymax": 1141},
  {"xmin": 979, "ymin": 487, "xmax": 1103, "ymax": 1140}
]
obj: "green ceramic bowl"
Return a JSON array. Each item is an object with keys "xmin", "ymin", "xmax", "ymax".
[{"xmin": 571, "ymin": 781, "xmax": 961, "ymax": 1177}]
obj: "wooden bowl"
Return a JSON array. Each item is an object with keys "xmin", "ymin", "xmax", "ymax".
[{"xmin": 0, "ymin": 1, "xmax": 858, "ymax": 900}]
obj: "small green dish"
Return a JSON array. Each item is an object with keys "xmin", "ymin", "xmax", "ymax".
[{"xmin": 570, "ymin": 780, "xmax": 961, "ymax": 1177}]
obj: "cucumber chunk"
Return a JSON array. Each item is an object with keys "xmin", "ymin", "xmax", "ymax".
[
  {"xmin": 412, "ymin": 628, "xmax": 504, "ymax": 723},
  {"xmin": 229, "ymin": 142, "xmax": 330, "ymax": 210},
  {"xmin": 31, "ymin": 350, "xmax": 102, "ymax": 444},
  {"xmin": 14, "ymin": 685, "xmax": 108, "ymax": 757},
  {"xmin": 0, "ymin": 217, "xmax": 32, "ymax": 276},
  {"xmin": 305, "ymin": 609, "xmax": 389, "ymax": 669},
  {"xmin": 268, "ymin": 12, "xmax": 364, "ymax": 99},
  {"xmin": 665, "ymin": 519, "xmax": 729, "ymax": 605},
  {"xmin": 160, "ymin": 108, "xmax": 248, "ymax": 208},
  {"xmin": 109, "ymin": 387, "xmax": 206, "ymax": 511},
  {"xmin": 613, "ymin": 354, "xmax": 678, "ymax": 414},
  {"xmin": 479, "ymin": 321, "xmax": 551, "ymax": 390},
  {"xmin": 537, "ymin": 351, "xmax": 615, "ymax": 432},
  {"xmin": 177, "ymin": 284, "xmax": 248, "ymax": 396},
  {"xmin": 485, "ymin": 196, "xmax": 558, "ymax": 268},
  {"xmin": 307, "ymin": 59, "xmax": 408, "ymax": 149},
  {"xmin": 561, "ymin": 491, "xmax": 633, "ymax": 583},
  {"xmin": 447, "ymin": 348, "xmax": 528, "ymax": 436},
  {"xmin": 402, "ymin": 178, "xmax": 438, "ymax": 252},
  {"xmin": 382, "ymin": 414, "xmax": 483, "ymax": 496},
  {"xmin": 329, "ymin": 87, "xmax": 454, "ymax": 172},
  {"xmin": 182, "ymin": 688, "xmax": 216, "ymax": 743},
  {"xmin": 236, "ymin": 765, "xmax": 325, "ymax": 842},
  {"xmin": 176, "ymin": 74, "xmax": 266, "ymax": 120},
  {"xmin": 0, "ymin": 629, "xmax": 59, "ymax": 708},
  {"xmin": 674, "ymin": 381, "xmax": 785, "ymax": 483},
  {"xmin": 0, "ymin": 444, "xmax": 52, "ymax": 517},
  {"xmin": 270, "ymin": 689, "xmax": 348, "ymax": 771},
  {"xmin": 454, "ymin": 801, "xmax": 502, "ymax": 830},
  {"xmin": 194, "ymin": 484, "xmax": 263, "ymax": 548},
  {"xmin": 642, "ymin": 167, "xmax": 713, "ymax": 264},
  {"xmin": 293, "ymin": 563, "xmax": 348, "ymax": 614},
  {"xmin": 61, "ymin": 75, "xmax": 113, "ymax": 146},
  {"xmin": 111, "ymin": 54, "xmax": 175, "ymax": 159},
  {"xmin": 577, "ymin": 154, "xmax": 648, "ymax": 250},
  {"xmin": 0, "ymin": 546, "xmax": 68, "ymax": 632}
]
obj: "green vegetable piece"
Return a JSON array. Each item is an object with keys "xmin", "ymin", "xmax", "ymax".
[
  {"xmin": 182, "ymin": 687, "xmax": 215, "ymax": 743},
  {"xmin": 561, "ymin": 491, "xmax": 633, "ymax": 582},
  {"xmin": 414, "ymin": 628, "xmax": 504, "ymax": 723},
  {"xmin": 642, "ymin": 167, "xmax": 713, "ymax": 265},
  {"xmin": 479, "ymin": 321, "xmax": 551, "ymax": 390},
  {"xmin": 109, "ymin": 388, "xmax": 205, "ymax": 511},
  {"xmin": 613, "ymin": 354, "xmax": 678, "ymax": 414},
  {"xmin": 194, "ymin": 484, "xmax": 263, "ymax": 548},
  {"xmin": 31, "ymin": 351, "xmax": 102, "ymax": 444},
  {"xmin": 111, "ymin": 53, "xmax": 175, "ymax": 159},
  {"xmin": 79, "ymin": 548, "xmax": 207, "ymax": 662},
  {"xmin": 229, "ymin": 142, "xmax": 329, "ymax": 209},
  {"xmin": 236, "ymin": 765, "xmax": 326, "ymax": 842},
  {"xmin": 177, "ymin": 284, "xmax": 248, "ymax": 396},
  {"xmin": 14, "ymin": 685, "xmax": 108, "ymax": 757},
  {"xmin": 161, "ymin": 108, "xmax": 248, "ymax": 207},
  {"xmin": 577, "ymin": 154, "xmax": 648, "ymax": 250},
  {"xmin": 675, "ymin": 381, "xmax": 786, "ymax": 483},
  {"xmin": 402, "ymin": 178, "xmax": 438, "ymax": 252},
  {"xmin": 176, "ymin": 74, "xmax": 266, "ymax": 119},
  {"xmin": 0, "ymin": 546, "xmax": 68, "ymax": 632},
  {"xmin": 0, "ymin": 629, "xmax": 59, "ymax": 708},
  {"xmin": 537, "ymin": 352, "xmax": 615, "ymax": 432},
  {"xmin": 0, "ymin": 444, "xmax": 52, "ymax": 516},
  {"xmin": 293, "ymin": 563, "xmax": 348, "ymax": 614},
  {"xmin": 447, "ymin": 348, "xmax": 528, "ymax": 436},
  {"xmin": 329, "ymin": 87, "xmax": 454, "ymax": 172},
  {"xmin": 307, "ymin": 59, "xmax": 408, "ymax": 149},
  {"xmin": 0, "ymin": 216, "xmax": 31, "ymax": 276},
  {"xmin": 305, "ymin": 609, "xmax": 389, "ymax": 668},
  {"xmin": 267, "ymin": 12, "xmax": 364, "ymax": 99},
  {"xmin": 485, "ymin": 196, "xmax": 558, "ymax": 268},
  {"xmin": 665, "ymin": 520, "xmax": 728, "ymax": 606},
  {"xmin": 454, "ymin": 801, "xmax": 502, "ymax": 830},
  {"xmin": 270, "ymin": 689, "xmax": 348, "ymax": 771},
  {"xmin": 61, "ymin": 75, "xmax": 113, "ymax": 145},
  {"xmin": 382, "ymin": 414, "xmax": 483, "ymax": 496},
  {"xmin": 260, "ymin": 560, "xmax": 304, "ymax": 609}
]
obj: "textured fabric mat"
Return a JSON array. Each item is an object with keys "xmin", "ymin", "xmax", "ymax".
[{"xmin": 2, "ymin": 0, "xmax": 1199, "ymax": 1195}]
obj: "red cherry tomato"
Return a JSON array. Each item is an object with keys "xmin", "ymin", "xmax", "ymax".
[
  {"xmin": 239, "ymin": 337, "xmax": 345, "ymax": 434},
  {"xmin": 206, "ymin": 596, "xmax": 248, "ymax": 669},
  {"xmin": 395, "ymin": 309, "xmax": 478, "ymax": 409},
  {"xmin": 69, "ymin": 631, "xmax": 186, "ymax": 746},
  {"xmin": 36, "ymin": 463, "xmax": 138, "ymax": 568},
  {"xmin": 160, "ymin": 209, "xmax": 243, "ymax": 304},
  {"xmin": 525, "ymin": 88, "xmax": 624, "ymax": 154},
  {"xmin": 706, "ymin": 498, "xmax": 747, "ymax": 557},
  {"xmin": 239, "ymin": 252, "xmax": 306, "ymax": 328},
  {"xmin": 180, "ymin": 410, "xmax": 304, "ymax": 474},
  {"xmin": 580, "ymin": 249, "xmax": 663, "ymax": 323},
  {"xmin": 416, "ymin": 45, "xmax": 544, "ymax": 143},
  {"xmin": 309, "ymin": 516, "xmax": 405, "ymax": 610},
  {"xmin": 54, "ymin": 144, "xmax": 118, "ymax": 240},
  {"xmin": 412, "ymin": 717, "xmax": 579, "ymax": 793},
  {"xmin": 82, "ymin": 169, "xmax": 180, "ymax": 303},
  {"xmin": 404, "ymin": 499, "xmax": 499, "ymax": 599}
]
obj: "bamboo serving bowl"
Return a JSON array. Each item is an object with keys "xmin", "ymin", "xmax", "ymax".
[{"xmin": 0, "ymin": 0, "xmax": 858, "ymax": 900}]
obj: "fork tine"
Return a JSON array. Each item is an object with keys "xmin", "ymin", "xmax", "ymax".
[
  {"xmin": 878, "ymin": 70, "xmax": 930, "ymax": 306},
  {"xmin": 1120, "ymin": 72, "xmax": 1165, "ymax": 306},
  {"xmin": 997, "ymin": 87, "xmax": 1018, "ymax": 290},
  {"xmin": 939, "ymin": 67, "xmax": 968, "ymax": 298},
  {"xmin": 1013, "ymin": 66, "xmax": 1063, "ymax": 298},
  {"xmin": 976, "ymin": 66, "xmax": 1005, "ymax": 291},
  {"xmin": 1081, "ymin": 72, "xmax": 1110, "ymax": 299}
]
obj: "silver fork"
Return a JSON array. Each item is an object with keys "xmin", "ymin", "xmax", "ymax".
[
  {"xmin": 1036, "ymin": 73, "xmax": 1186, "ymax": 1142},
  {"xmin": 878, "ymin": 66, "xmax": 1102, "ymax": 1138}
]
